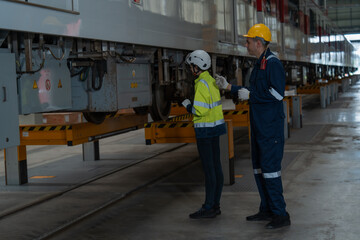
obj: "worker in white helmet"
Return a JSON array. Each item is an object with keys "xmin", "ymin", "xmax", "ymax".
[{"xmin": 182, "ymin": 49, "xmax": 226, "ymax": 219}]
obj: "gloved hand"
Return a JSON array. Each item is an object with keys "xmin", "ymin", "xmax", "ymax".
[
  {"xmin": 238, "ymin": 88, "xmax": 250, "ymax": 101},
  {"xmin": 181, "ymin": 99, "xmax": 191, "ymax": 108},
  {"xmin": 215, "ymin": 74, "xmax": 229, "ymax": 90}
]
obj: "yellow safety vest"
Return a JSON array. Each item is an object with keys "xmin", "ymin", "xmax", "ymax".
[{"xmin": 191, "ymin": 71, "xmax": 225, "ymax": 128}]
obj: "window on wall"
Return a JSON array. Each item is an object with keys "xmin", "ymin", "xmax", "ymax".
[
  {"xmin": 309, "ymin": 9, "xmax": 317, "ymax": 36},
  {"xmin": 264, "ymin": 0, "xmax": 271, "ymax": 14},
  {"xmin": 181, "ymin": 0, "xmax": 207, "ymax": 24},
  {"xmin": 288, "ymin": 0, "xmax": 299, "ymax": 28}
]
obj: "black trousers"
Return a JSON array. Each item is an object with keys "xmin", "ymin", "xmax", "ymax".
[{"xmin": 196, "ymin": 136, "xmax": 224, "ymax": 209}]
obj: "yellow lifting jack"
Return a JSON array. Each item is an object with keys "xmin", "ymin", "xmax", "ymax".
[
  {"xmin": 145, "ymin": 105, "xmax": 241, "ymax": 185},
  {"xmin": 4, "ymin": 113, "xmax": 148, "ymax": 185}
]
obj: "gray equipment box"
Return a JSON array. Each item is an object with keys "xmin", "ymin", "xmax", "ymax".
[
  {"xmin": 0, "ymin": 52, "xmax": 20, "ymax": 149},
  {"xmin": 17, "ymin": 56, "xmax": 72, "ymax": 114},
  {"xmin": 117, "ymin": 63, "xmax": 151, "ymax": 109}
]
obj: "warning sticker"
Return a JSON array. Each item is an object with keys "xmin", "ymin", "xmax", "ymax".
[
  {"xmin": 33, "ymin": 80, "xmax": 38, "ymax": 89},
  {"xmin": 58, "ymin": 79, "xmax": 62, "ymax": 88},
  {"xmin": 45, "ymin": 79, "xmax": 51, "ymax": 91}
]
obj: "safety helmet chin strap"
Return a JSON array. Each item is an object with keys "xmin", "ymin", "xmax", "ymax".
[{"xmin": 191, "ymin": 64, "xmax": 201, "ymax": 76}]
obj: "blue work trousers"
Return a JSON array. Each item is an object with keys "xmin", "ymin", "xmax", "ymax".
[
  {"xmin": 251, "ymin": 129, "xmax": 287, "ymax": 216},
  {"xmin": 196, "ymin": 136, "xmax": 224, "ymax": 210}
]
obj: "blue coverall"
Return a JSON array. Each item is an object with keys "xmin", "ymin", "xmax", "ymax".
[{"xmin": 231, "ymin": 48, "xmax": 287, "ymax": 216}]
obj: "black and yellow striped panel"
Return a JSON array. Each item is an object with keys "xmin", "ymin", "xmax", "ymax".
[
  {"xmin": 21, "ymin": 126, "xmax": 72, "ymax": 131},
  {"xmin": 169, "ymin": 114, "xmax": 193, "ymax": 122},
  {"xmin": 223, "ymin": 110, "xmax": 248, "ymax": 115},
  {"xmin": 236, "ymin": 101, "xmax": 250, "ymax": 105},
  {"xmin": 105, "ymin": 112, "xmax": 121, "ymax": 119},
  {"xmin": 145, "ymin": 122, "xmax": 193, "ymax": 128}
]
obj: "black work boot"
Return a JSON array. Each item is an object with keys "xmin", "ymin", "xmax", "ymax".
[
  {"xmin": 246, "ymin": 211, "xmax": 273, "ymax": 221},
  {"xmin": 213, "ymin": 205, "xmax": 221, "ymax": 215},
  {"xmin": 189, "ymin": 207, "xmax": 217, "ymax": 219},
  {"xmin": 265, "ymin": 212, "xmax": 291, "ymax": 229}
]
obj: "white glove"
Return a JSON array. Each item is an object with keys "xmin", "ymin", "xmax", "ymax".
[
  {"xmin": 238, "ymin": 88, "xmax": 250, "ymax": 101},
  {"xmin": 181, "ymin": 99, "xmax": 191, "ymax": 108},
  {"xmin": 215, "ymin": 74, "xmax": 229, "ymax": 90}
]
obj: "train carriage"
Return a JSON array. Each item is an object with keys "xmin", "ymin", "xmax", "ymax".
[{"xmin": 0, "ymin": 0, "xmax": 358, "ymax": 149}]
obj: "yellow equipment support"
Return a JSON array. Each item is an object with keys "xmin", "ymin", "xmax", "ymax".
[{"xmin": 20, "ymin": 113, "xmax": 147, "ymax": 146}]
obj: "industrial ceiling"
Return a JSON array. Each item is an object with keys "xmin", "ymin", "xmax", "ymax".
[{"xmin": 326, "ymin": 0, "xmax": 360, "ymax": 36}]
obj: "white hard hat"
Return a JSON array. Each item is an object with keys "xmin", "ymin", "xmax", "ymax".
[{"xmin": 185, "ymin": 50, "xmax": 211, "ymax": 70}]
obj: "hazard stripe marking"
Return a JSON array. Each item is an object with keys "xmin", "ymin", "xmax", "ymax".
[
  {"xmin": 169, "ymin": 114, "xmax": 193, "ymax": 122},
  {"xmin": 21, "ymin": 125, "xmax": 72, "ymax": 131},
  {"xmin": 223, "ymin": 110, "xmax": 248, "ymax": 115},
  {"xmin": 144, "ymin": 122, "xmax": 194, "ymax": 128}
]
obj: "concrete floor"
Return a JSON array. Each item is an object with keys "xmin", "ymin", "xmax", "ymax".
[
  {"xmin": 2, "ymin": 83, "xmax": 360, "ymax": 239},
  {"xmin": 53, "ymin": 84, "xmax": 360, "ymax": 239}
]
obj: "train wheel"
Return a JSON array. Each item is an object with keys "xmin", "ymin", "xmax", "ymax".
[
  {"xmin": 149, "ymin": 82, "xmax": 171, "ymax": 121},
  {"xmin": 83, "ymin": 112, "xmax": 108, "ymax": 124}
]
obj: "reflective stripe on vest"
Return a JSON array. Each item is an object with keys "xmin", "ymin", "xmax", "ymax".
[
  {"xmin": 199, "ymin": 79, "xmax": 214, "ymax": 103},
  {"xmin": 193, "ymin": 100, "xmax": 222, "ymax": 109},
  {"xmin": 194, "ymin": 118, "xmax": 225, "ymax": 128},
  {"xmin": 191, "ymin": 106, "xmax": 197, "ymax": 115}
]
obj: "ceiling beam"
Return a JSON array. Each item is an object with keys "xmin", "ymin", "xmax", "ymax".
[
  {"xmin": 327, "ymin": 4, "xmax": 360, "ymax": 9},
  {"xmin": 328, "ymin": 17, "xmax": 360, "ymax": 21},
  {"xmin": 328, "ymin": 10, "xmax": 360, "ymax": 14},
  {"xmin": 336, "ymin": 29, "xmax": 360, "ymax": 35}
]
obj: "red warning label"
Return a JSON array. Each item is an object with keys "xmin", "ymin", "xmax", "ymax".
[{"xmin": 45, "ymin": 79, "xmax": 51, "ymax": 91}]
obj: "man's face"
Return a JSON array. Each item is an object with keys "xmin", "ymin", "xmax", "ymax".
[{"xmin": 245, "ymin": 38, "xmax": 256, "ymax": 56}]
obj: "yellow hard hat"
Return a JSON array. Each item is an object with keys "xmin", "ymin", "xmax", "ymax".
[{"xmin": 243, "ymin": 23, "xmax": 271, "ymax": 42}]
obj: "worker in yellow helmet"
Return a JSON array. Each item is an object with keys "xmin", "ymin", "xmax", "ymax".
[
  {"xmin": 182, "ymin": 49, "xmax": 226, "ymax": 219},
  {"xmin": 215, "ymin": 23, "xmax": 290, "ymax": 229}
]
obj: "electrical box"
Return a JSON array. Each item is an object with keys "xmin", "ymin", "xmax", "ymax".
[
  {"xmin": 117, "ymin": 63, "xmax": 151, "ymax": 108},
  {"xmin": 17, "ymin": 56, "xmax": 72, "ymax": 114},
  {"xmin": 0, "ymin": 52, "xmax": 20, "ymax": 149}
]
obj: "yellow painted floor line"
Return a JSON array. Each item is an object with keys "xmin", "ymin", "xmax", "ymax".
[{"xmin": 30, "ymin": 176, "xmax": 56, "ymax": 179}]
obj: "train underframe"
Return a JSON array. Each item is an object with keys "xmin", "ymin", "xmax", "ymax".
[{"xmin": 1, "ymin": 31, "xmax": 357, "ymax": 124}]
